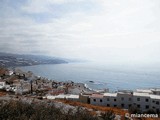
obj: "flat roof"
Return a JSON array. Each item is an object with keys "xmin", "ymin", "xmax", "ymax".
[
  {"xmin": 103, "ymin": 93, "xmax": 117, "ymax": 97},
  {"xmin": 136, "ymin": 88, "xmax": 160, "ymax": 93},
  {"xmin": 136, "ymin": 89, "xmax": 153, "ymax": 93},
  {"xmin": 117, "ymin": 92, "xmax": 132, "ymax": 95},
  {"xmin": 133, "ymin": 92, "xmax": 150, "ymax": 97},
  {"xmin": 47, "ymin": 94, "xmax": 79, "ymax": 99},
  {"xmin": 151, "ymin": 88, "xmax": 160, "ymax": 92},
  {"xmin": 90, "ymin": 94, "xmax": 104, "ymax": 98},
  {"xmin": 150, "ymin": 95, "xmax": 160, "ymax": 100}
]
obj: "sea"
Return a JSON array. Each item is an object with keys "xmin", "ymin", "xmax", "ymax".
[{"xmin": 18, "ymin": 62, "xmax": 160, "ymax": 92}]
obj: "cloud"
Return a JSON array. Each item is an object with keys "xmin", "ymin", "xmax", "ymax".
[
  {"xmin": 0, "ymin": 0, "xmax": 160, "ymax": 66},
  {"xmin": 21, "ymin": 0, "xmax": 86, "ymax": 14}
]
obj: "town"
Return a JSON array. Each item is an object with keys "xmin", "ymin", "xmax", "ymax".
[{"xmin": 0, "ymin": 67, "xmax": 160, "ymax": 119}]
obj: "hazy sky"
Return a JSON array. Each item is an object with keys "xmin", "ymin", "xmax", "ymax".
[{"xmin": 0, "ymin": 0, "xmax": 160, "ymax": 65}]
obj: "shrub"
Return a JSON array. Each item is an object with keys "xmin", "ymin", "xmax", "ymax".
[
  {"xmin": 100, "ymin": 110, "xmax": 115, "ymax": 120},
  {"xmin": 0, "ymin": 100, "xmax": 98, "ymax": 120}
]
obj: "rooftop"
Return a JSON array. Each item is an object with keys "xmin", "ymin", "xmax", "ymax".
[
  {"xmin": 136, "ymin": 89, "xmax": 153, "ymax": 93},
  {"xmin": 103, "ymin": 93, "xmax": 117, "ymax": 97},
  {"xmin": 133, "ymin": 92, "xmax": 150, "ymax": 97},
  {"xmin": 117, "ymin": 92, "xmax": 133, "ymax": 95},
  {"xmin": 90, "ymin": 94, "xmax": 104, "ymax": 98},
  {"xmin": 47, "ymin": 94, "xmax": 79, "ymax": 100},
  {"xmin": 150, "ymin": 95, "xmax": 160, "ymax": 99},
  {"xmin": 136, "ymin": 88, "xmax": 160, "ymax": 93},
  {"xmin": 151, "ymin": 88, "xmax": 160, "ymax": 92}
]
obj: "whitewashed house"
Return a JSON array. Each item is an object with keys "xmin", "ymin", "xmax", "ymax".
[{"xmin": 0, "ymin": 80, "xmax": 5, "ymax": 89}]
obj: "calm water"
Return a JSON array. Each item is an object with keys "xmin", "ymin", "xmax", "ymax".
[{"xmin": 18, "ymin": 63, "xmax": 160, "ymax": 91}]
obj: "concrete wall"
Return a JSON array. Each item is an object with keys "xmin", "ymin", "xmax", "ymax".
[
  {"xmin": 133, "ymin": 96, "xmax": 150, "ymax": 112},
  {"xmin": 150, "ymin": 98, "xmax": 160, "ymax": 113},
  {"xmin": 90, "ymin": 97, "xmax": 104, "ymax": 106},
  {"xmin": 87, "ymin": 92, "xmax": 160, "ymax": 112},
  {"xmin": 79, "ymin": 94, "xmax": 90, "ymax": 103},
  {"xmin": 116, "ymin": 93, "xmax": 133, "ymax": 109},
  {"xmin": 152, "ymin": 91, "xmax": 160, "ymax": 95}
]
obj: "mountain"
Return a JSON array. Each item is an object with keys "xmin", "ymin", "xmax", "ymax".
[{"xmin": 0, "ymin": 52, "xmax": 68, "ymax": 67}]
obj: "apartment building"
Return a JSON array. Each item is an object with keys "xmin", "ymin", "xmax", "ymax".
[{"xmin": 81, "ymin": 89, "xmax": 160, "ymax": 112}]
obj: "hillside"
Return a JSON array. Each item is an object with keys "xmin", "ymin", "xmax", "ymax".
[{"xmin": 0, "ymin": 52, "xmax": 68, "ymax": 67}]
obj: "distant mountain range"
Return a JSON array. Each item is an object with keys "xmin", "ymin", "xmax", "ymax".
[{"xmin": 0, "ymin": 52, "xmax": 68, "ymax": 67}]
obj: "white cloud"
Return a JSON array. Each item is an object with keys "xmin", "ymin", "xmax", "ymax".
[
  {"xmin": 0, "ymin": 0, "xmax": 160, "ymax": 66},
  {"xmin": 21, "ymin": 0, "xmax": 85, "ymax": 13}
]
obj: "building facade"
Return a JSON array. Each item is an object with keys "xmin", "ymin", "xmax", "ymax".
[{"xmin": 81, "ymin": 89, "xmax": 160, "ymax": 113}]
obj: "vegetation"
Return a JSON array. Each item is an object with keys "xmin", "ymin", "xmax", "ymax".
[
  {"xmin": 129, "ymin": 106, "xmax": 160, "ymax": 115},
  {"xmin": 129, "ymin": 106, "xmax": 142, "ymax": 114},
  {"xmin": 57, "ymin": 100, "xmax": 125, "ymax": 116},
  {"xmin": 100, "ymin": 111, "xmax": 115, "ymax": 120},
  {"xmin": 0, "ymin": 100, "xmax": 117, "ymax": 120}
]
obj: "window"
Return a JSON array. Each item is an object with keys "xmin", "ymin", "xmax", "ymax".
[
  {"xmin": 129, "ymin": 98, "xmax": 132, "ymax": 101},
  {"xmin": 121, "ymin": 104, "xmax": 124, "ymax": 107},
  {"xmin": 114, "ymin": 105, "xmax": 117, "ymax": 107},
  {"xmin": 107, "ymin": 104, "xmax": 110, "ymax": 107},
  {"xmin": 156, "ymin": 101, "xmax": 159, "ymax": 105},
  {"xmin": 100, "ymin": 99, "xmax": 102, "ymax": 102},
  {"xmin": 121, "ymin": 97, "xmax": 124, "ymax": 101},
  {"xmin": 93, "ymin": 99, "xmax": 96, "ymax": 102},
  {"xmin": 137, "ymin": 104, "xmax": 141, "ymax": 108},
  {"xmin": 145, "ymin": 99, "xmax": 149, "ymax": 102},
  {"xmin": 107, "ymin": 98, "xmax": 110, "ymax": 101},
  {"xmin": 152, "ymin": 106, "xmax": 155, "ymax": 109},
  {"xmin": 128, "ymin": 104, "xmax": 132, "ymax": 108},
  {"xmin": 152, "ymin": 100, "xmax": 155, "ymax": 103},
  {"xmin": 114, "ymin": 99, "xmax": 117, "ymax": 102},
  {"xmin": 137, "ymin": 98, "xmax": 140, "ymax": 101},
  {"xmin": 145, "ymin": 105, "xmax": 149, "ymax": 109}
]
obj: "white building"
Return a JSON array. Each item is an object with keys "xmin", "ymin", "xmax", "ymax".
[
  {"xmin": 90, "ymin": 94, "xmax": 104, "ymax": 106},
  {"xmin": 136, "ymin": 88, "xmax": 160, "ymax": 95},
  {"xmin": 133, "ymin": 92, "xmax": 150, "ymax": 111},
  {"xmin": 86, "ymin": 89, "xmax": 160, "ymax": 113},
  {"xmin": 151, "ymin": 89, "xmax": 160, "ymax": 95},
  {"xmin": 90, "ymin": 91, "xmax": 133, "ymax": 108},
  {"xmin": 0, "ymin": 80, "xmax": 5, "ymax": 89},
  {"xmin": 68, "ymin": 87, "xmax": 83, "ymax": 95},
  {"xmin": 46, "ymin": 94, "xmax": 79, "ymax": 101},
  {"xmin": 150, "ymin": 95, "xmax": 160, "ymax": 113}
]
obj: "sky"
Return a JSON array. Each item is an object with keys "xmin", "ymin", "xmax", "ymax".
[{"xmin": 0, "ymin": 0, "xmax": 160, "ymax": 66}]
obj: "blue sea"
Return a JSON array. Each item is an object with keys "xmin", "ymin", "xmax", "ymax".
[{"xmin": 18, "ymin": 62, "xmax": 160, "ymax": 92}]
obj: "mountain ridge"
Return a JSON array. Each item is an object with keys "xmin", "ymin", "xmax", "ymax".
[{"xmin": 0, "ymin": 52, "xmax": 68, "ymax": 67}]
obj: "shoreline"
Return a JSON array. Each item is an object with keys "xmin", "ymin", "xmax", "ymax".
[{"xmin": 16, "ymin": 63, "xmax": 160, "ymax": 92}]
